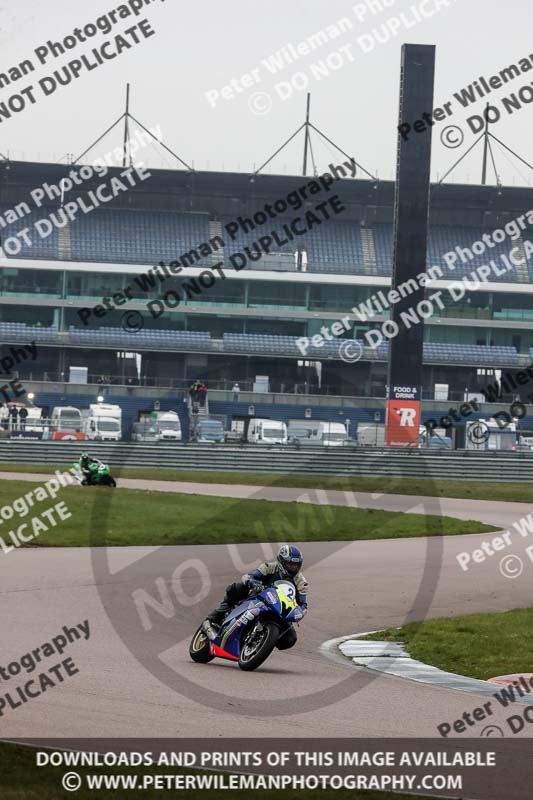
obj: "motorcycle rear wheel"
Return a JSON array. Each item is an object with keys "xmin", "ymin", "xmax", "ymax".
[
  {"xmin": 189, "ymin": 625, "xmax": 214, "ymax": 663},
  {"xmin": 238, "ymin": 622, "xmax": 279, "ymax": 671}
]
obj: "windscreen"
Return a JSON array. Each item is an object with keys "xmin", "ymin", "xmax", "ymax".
[
  {"xmin": 135, "ymin": 425, "xmax": 158, "ymax": 435},
  {"xmin": 262, "ymin": 427, "xmax": 283, "ymax": 439},
  {"xmin": 97, "ymin": 420, "xmax": 120, "ymax": 431}
]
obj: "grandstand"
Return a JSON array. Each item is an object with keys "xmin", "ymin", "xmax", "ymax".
[{"xmin": 1, "ymin": 159, "xmax": 533, "ymax": 411}]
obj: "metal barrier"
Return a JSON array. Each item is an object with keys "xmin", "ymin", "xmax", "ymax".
[{"xmin": 0, "ymin": 440, "xmax": 532, "ymax": 481}]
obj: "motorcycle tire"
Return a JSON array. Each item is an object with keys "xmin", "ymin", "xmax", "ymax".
[
  {"xmin": 189, "ymin": 625, "xmax": 215, "ymax": 663},
  {"xmin": 106, "ymin": 476, "xmax": 117, "ymax": 488},
  {"xmin": 238, "ymin": 622, "xmax": 279, "ymax": 672}
]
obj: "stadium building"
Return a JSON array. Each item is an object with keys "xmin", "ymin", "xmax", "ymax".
[{"xmin": 1, "ymin": 158, "xmax": 533, "ymax": 436}]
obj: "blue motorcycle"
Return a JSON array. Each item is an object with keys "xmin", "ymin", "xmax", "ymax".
[{"xmin": 189, "ymin": 581, "xmax": 305, "ymax": 671}]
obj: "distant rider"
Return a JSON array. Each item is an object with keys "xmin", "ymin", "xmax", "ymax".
[
  {"xmin": 203, "ymin": 545, "xmax": 308, "ymax": 648},
  {"xmin": 79, "ymin": 452, "xmax": 99, "ymax": 484}
]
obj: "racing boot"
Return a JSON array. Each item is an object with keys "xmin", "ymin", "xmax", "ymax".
[{"xmin": 203, "ymin": 599, "xmax": 232, "ymax": 640}]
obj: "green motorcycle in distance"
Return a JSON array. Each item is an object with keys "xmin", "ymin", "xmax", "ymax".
[{"xmin": 73, "ymin": 459, "xmax": 117, "ymax": 488}]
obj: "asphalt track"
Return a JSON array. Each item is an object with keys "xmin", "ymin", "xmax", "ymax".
[{"xmin": 1, "ymin": 471, "xmax": 533, "ymax": 746}]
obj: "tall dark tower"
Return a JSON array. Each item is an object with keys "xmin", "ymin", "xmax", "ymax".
[{"xmin": 385, "ymin": 43, "xmax": 436, "ymax": 447}]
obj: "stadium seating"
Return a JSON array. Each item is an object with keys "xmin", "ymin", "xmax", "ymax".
[
  {"xmin": 223, "ymin": 332, "xmax": 346, "ymax": 358},
  {"xmin": 372, "ymin": 224, "xmax": 393, "ymax": 276},
  {"xmin": 427, "ymin": 226, "xmax": 530, "ymax": 284},
  {"xmin": 69, "ymin": 210, "xmax": 211, "ymax": 265},
  {"xmin": 0, "ymin": 205, "xmax": 60, "ymax": 260},
  {"xmin": 304, "ymin": 222, "xmax": 365, "ymax": 273},
  {"xmin": 424, "ymin": 342, "xmax": 519, "ymax": 366},
  {"xmin": 0, "ymin": 322, "xmax": 520, "ymax": 366},
  {"xmin": 67, "ymin": 326, "xmax": 213, "ymax": 350},
  {"xmin": 4, "ymin": 199, "xmax": 531, "ymax": 285},
  {"xmin": 222, "ymin": 333, "xmax": 519, "ymax": 366},
  {"xmin": 0, "ymin": 322, "xmax": 59, "ymax": 343}
]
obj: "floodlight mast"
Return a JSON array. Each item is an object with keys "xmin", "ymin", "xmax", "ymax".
[
  {"xmin": 122, "ymin": 83, "xmax": 131, "ymax": 169},
  {"xmin": 251, "ymin": 93, "xmax": 377, "ymax": 181},
  {"xmin": 439, "ymin": 101, "xmax": 533, "ymax": 187},
  {"xmin": 72, "ymin": 84, "xmax": 194, "ymax": 172},
  {"xmin": 302, "ymin": 93, "xmax": 311, "ymax": 176}
]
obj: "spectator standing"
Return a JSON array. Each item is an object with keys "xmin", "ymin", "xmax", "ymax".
[
  {"xmin": 19, "ymin": 406, "xmax": 28, "ymax": 431},
  {"xmin": 232, "ymin": 382, "xmax": 241, "ymax": 402},
  {"xmin": 198, "ymin": 382, "xmax": 208, "ymax": 407},
  {"xmin": 189, "ymin": 380, "xmax": 200, "ymax": 404},
  {"xmin": 9, "ymin": 405, "xmax": 19, "ymax": 431}
]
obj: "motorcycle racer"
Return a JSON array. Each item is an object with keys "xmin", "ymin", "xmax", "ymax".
[
  {"xmin": 203, "ymin": 545, "xmax": 308, "ymax": 646},
  {"xmin": 78, "ymin": 452, "xmax": 99, "ymax": 484}
]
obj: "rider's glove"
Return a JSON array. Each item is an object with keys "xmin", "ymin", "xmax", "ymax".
[{"xmin": 246, "ymin": 578, "xmax": 263, "ymax": 593}]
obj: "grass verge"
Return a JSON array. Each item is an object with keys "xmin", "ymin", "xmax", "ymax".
[
  {"xmin": 0, "ymin": 481, "xmax": 494, "ymax": 547},
  {"xmin": 363, "ymin": 607, "xmax": 533, "ymax": 681},
  {"xmin": 0, "ymin": 742, "xmax": 434, "ymax": 800},
  {"xmin": 0, "ymin": 463, "xmax": 529, "ymax": 503}
]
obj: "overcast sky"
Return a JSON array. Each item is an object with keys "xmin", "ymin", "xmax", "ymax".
[{"xmin": 1, "ymin": 0, "xmax": 532, "ymax": 186}]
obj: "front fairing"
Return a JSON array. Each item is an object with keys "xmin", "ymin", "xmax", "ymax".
[
  {"xmin": 263, "ymin": 582, "xmax": 305, "ymax": 624},
  {"xmin": 212, "ymin": 583, "xmax": 304, "ymax": 659}
]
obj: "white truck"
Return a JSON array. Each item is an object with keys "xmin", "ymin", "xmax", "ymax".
[
  {"xmin": 82, "ymin": 403, "xmax": 122, "ymax": 441},
  {"xmin": 153, "ymin": 410, "xmax": 182, "ymax": 441},
  {"xmin": 247, "ymin": 418, "xmax": 288, "ymax": 445},
  {"xmin": 51, "ymin": 406, "xmax": 83, "ymax": 433}
]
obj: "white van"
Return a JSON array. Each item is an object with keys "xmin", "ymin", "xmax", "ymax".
[
  {"xmin": 357, "ymin": 424, "xmax": 385, "ymax": 447},
  {"xmin": 132, "ymin": 422, "xmax": 160, "ymax": 442},
  {"xmin": 466, "ymin": 418, "xmax": 517, "ymax": 451},
  {"xmin": 196, "ymin": 419, "xmax": 224, "ymax": 443},
  {"xmin": 247, "ymin": 418, "xmax": 288, "ymax": 445},
  {"xmin": 310, "ymin": 422, "xmax": 348, "ymax": 447},
  {"xmin": 51, "ymin": 406, "xmax": 83, "ymax": 433},
  {"xmin": 153, "ymin": 411, "xmax": 182, "ymax": 441}
]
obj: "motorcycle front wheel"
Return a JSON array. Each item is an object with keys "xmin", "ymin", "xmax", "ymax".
[
  {"xmin": 189, "ymin": 625, "xmax": 215, "ymax": 663},
  {"xmin": 238, "ymin": 622, "xmax": 279, "ymax": 671}
]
